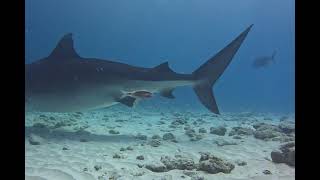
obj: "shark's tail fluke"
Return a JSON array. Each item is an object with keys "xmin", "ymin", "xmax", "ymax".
[{"xmin": 192, "ymin": 25, "xmax": 253, "ymax": 114}]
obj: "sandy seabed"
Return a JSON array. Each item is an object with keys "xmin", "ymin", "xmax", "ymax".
[{"xmin": 25, "ymin": 106, "xmax": 295, "ymax": 180}]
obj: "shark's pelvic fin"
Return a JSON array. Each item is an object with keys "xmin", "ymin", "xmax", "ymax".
[
  {"xmin": 48, "ymin": 33, "xmax": 80, "ymax": 60},
  {"xmin": 117, "ymin": 96, "xmax": 136, "ymax": 107},
  {"xmin": 160, "ymin": 88, "xmax": 175, "ymax": 99},
  {"xmin": 192, "ymin": 24, "xmax": 253, "ymax": 114}
]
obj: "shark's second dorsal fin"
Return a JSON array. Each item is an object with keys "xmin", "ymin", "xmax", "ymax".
[
  {"xmin": 152, "ymin": 62, "xmax": 175, "ymax": 73},
  {"xmin": 48, "ymin": 33, "xmax": 80, "ymax": 60}
]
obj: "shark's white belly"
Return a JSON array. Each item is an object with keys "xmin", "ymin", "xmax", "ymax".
[
  {"xmin": 26, "ymin": 86, "xmax": 120, "ymax": 112},
  {"xmin": 26, "ymin": 94, "xmax": 117, "ymax": 112},
  {"xmin": 26, "ymin": 80, "xmax": 195, "ymax": 112}
]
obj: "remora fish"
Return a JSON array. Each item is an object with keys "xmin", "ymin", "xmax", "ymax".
[{"xmin": 25, "ymin": 25, "xmax": 253, "ymax": 114}]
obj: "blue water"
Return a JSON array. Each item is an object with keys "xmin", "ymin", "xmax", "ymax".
[{"xmin": 25, "ymin": 0, "xmax": 295, "ymax": 114}]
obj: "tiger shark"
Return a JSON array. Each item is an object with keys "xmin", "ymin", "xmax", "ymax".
[{"xmin": 25, "ymin": 25, "xmax": 253, "ymax": 114}]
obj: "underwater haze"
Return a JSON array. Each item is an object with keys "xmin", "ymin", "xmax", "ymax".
[
  {"xmin": 25, "ymin": 0, "xmax": 295, "ymax": 114},
  {"xmin": 25, "ymin": 1, "xmax": 295, "ymax": 179}
]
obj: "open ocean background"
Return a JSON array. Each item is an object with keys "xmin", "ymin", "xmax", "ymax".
[{"xmin": 25, "ymin": 0, "xmax": 295, "ymax": 114}]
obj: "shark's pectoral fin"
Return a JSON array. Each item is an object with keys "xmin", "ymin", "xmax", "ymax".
[
  {"xmin": 160, "ymin": 88, "xmax": 175, "ymax": 99},
  {"xmin": 117, "ymin": 96, "xmax": 137, "ymax": 107}
]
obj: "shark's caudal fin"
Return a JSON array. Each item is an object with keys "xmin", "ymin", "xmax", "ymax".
[{"xmin": 192, "ymin": 25, "xmax": 253, "ymax": 114}]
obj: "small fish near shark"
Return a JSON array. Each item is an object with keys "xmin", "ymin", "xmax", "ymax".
[
  {"xmin": 252, "ymin": 51, "xmax": 277, "ymax": 68},
  {"xmin": 25, "ymin": 25, "xmax": 253, "ymax": 114}
]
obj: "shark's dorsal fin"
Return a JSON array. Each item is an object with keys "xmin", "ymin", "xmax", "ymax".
[
  {"xmin": 48, "ymin": 33, "xmax": 80, "ymax": 60},
  {"xmin": 160, "ymin": 88, "xmax": 175, "ymax": 99},
  {"xmin": 152, "ymin": 62, "xmax": 175, "ymax": 73}
]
